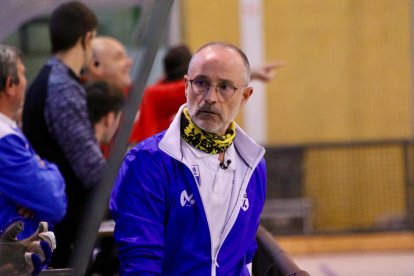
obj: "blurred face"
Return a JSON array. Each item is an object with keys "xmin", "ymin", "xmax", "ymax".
[
  {"xmin": 184, "ymin": 46, "xmax": 253, "ymax": 135},
  {"xmin": 102, "ymin": 111, "xmax": 122, "ymax": 144},
  {"xmin": 6, "ymin": 59, "xmax": 27, "ymax": 121},
  {"xmin": 90, "ymin": 38, "xmax": 132, "ymax": 90}
]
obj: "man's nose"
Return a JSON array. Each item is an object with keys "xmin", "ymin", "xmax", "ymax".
[{"xmin": 204, "ymin": 85, "xmax": 219, "ymax": 103}]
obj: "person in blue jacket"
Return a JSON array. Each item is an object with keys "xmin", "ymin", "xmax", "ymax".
[
  {"xmin": 0, "ymin": 45, "xmax": 67, "ymax": 239},
  {"xmin": 110, "ymin": 41, "xmax": 266, "ymax": 275}
]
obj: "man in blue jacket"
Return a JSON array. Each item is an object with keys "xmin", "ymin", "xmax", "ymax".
[
  {"xmin": 110, "ymin": 41, "xmax": 266, "ymax": 275},
  {"xmin": 0, "ymin": 44, "xmax": 67, "ymax": 239},
  {"xmin": 0, "ymin": 45, "xmax": 63, "ymax": 276}
]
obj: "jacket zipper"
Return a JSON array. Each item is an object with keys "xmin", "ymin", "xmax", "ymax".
[{"xmin": 184, "ymin": 163, "xmax": 217, "ymax": 276}]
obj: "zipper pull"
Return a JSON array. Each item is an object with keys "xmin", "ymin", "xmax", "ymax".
[{"xmin": 213, "ymin": 257, "xmax": 220, "ymax": 267}]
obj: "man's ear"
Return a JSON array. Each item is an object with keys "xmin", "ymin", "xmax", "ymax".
[
  {"xmin": 89, "ymin": 58, "xmax": 101, "ymax": 74},
  {"xmin": 184, "ymin": 75, "xmax": 190, "ymax": 97},
  {"xmin": 7, "ymin": 76, "xmax": 13, "ymax": 87},
  {"xmin": 104, "ymin": 112, "xmax": 116, "ymax": 127},
  {"xmin": 81, "ymin": 31, "xmax": 94, "ymax": 50},
  {"xmin": 4, "ymin": 76, "xmax": 15, "ymax": 96},
  {"xmin": 85, "ymin": 31, "xmax": 94, "ymax": 46},
  {"xmin": 241, "ymin": 87, "xmax": 253, "ymax": 104}
]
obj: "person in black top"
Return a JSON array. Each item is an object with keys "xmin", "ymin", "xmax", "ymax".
[{"xmin": 22, "ymin": 1, "xmax": 101, "ymax": 268}]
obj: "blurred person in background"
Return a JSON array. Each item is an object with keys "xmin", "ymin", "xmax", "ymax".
[
  {"xmin": 85, "ymin": 80, "xmax": 125, "ymax": 146},
  {"xmin": 82, "ymin": 36, "xmax": 132, "ymax": 157},
  {"xmin": 0, "ymin": 44, "xmax": 66, "ymax": 239},
  {"xmin": 84, "ymin": 80, "xmax": 125, "ymax": 275},
  {"xmin": 0, "ymin": 44, "xmax": 65, "ymax": 275},
  {"xmin": 129, "ymin": 44, "xmax": 191, "ymax": 144},
  {"xmin": 83, "ymin": 36, "xmax": 133, "ymax": 94},
  {"xmin": 22, "ymin": 1, "xmax": 101, "ymax": 268}
]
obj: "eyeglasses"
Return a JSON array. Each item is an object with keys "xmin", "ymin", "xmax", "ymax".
[{"xmin": 188, "ymin": 78, "xmax": 241, "ymax": 102}]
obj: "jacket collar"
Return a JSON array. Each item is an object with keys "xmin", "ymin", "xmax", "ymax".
[
  {"xmin": 48, "ymin": 56, "xmax": 81, "ymax": 83},
  {"xmin": 0, "ymin": 112, "xmax": 17, "ymax": 128},
  {"xmin": 159, "ymin": 104, "xmax": 265, "ymax": 168}
]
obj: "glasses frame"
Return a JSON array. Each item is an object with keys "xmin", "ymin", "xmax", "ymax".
[{"xmin": 188, "ymin": 78, "xmax": 242, "ymax": 102}]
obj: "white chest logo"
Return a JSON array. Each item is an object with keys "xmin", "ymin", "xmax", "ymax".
[
  {"xmin": 180, "ymin": 190, "xmax": 195, "ymax": 207},
  {"xmin": 241, "ymin": 193, "xmax": 249, "ymax": 211}
]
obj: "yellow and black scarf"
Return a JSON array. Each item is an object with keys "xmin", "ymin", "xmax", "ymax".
[{"xmin": 180, "ymin": 108, "xmax": 236, "ymax": 154}]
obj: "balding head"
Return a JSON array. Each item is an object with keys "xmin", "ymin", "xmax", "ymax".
[
  {"xmin": 188, "ymin": 42, "xmax": 251, "ymax": 85},
  {"xmin": 92, "ymin": 36, "xmax": 121, "ymax": 58},
  {"xmin": 85, "ymin": 36, "xmax": 132, "ymax": 91}
]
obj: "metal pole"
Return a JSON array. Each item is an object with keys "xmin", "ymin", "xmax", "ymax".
[
  {"xmin": 70, "ymin": 0, "xmax": 175, "ymax": 274},
  {"xmin": 255, "ymin": 225, "xmax": 310, "ymax": 276}
]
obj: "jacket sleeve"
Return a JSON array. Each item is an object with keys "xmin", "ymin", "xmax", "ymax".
[
  {"xmin": 110, "ymin": 146, "xmax": 167, "ymax": 275},
  {"xmin": 0, "ymin": 134, "xmax": 67, "ymax": 223},
  {"xmin": 246, "ymin": 157, "xmax": 267, "ymax": 265}
]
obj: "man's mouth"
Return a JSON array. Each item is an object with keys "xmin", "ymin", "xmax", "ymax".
[{"xmin": 198, "ymin": 109, "xmax": 218, "ymax": 117}]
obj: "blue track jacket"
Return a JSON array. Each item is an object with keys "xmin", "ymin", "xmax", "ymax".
[
  {"xmin": 110, "ymin": 105, "xmax": 266, "ymax": 275},
  {"xmin": 0, "ymin": 113, "xmax": 66, "ymax": 238}
]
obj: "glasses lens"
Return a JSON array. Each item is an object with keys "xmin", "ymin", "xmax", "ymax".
[
  {"xmin": 192, "ymin": 79, "xmax": 209, "ymax": 94},
  {"xmin": 217, "ymin": 83, "xmax": 236, "ymax": 100}
]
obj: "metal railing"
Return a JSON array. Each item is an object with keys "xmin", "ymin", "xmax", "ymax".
[
  {"xmin": 264, "ymin": 138, "xmax": 414, "ymax": 235},
  {"xmin": 253, "ymin": 226, "xmax": 309, "ymax": 276}
]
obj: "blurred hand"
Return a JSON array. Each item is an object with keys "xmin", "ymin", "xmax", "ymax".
[
  {"xmin": 0, "ymin": 221, "xmax": 56, "ymax": 276},
  {"xmin": 251, "ymin": 61, "xmax": 286, "ymax": 82},
  {"xmin": 17, "ymin": 206, "xmax": 35, "ymax": 219}
]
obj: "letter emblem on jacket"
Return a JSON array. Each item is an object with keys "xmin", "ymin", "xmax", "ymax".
[
  {"xmin": 241, "ymin": 192, "xmax": 249, "ymax": 211},
  {"xmin": 180, "ymin": 190, "xmax": 195, "ymax": 207}
]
